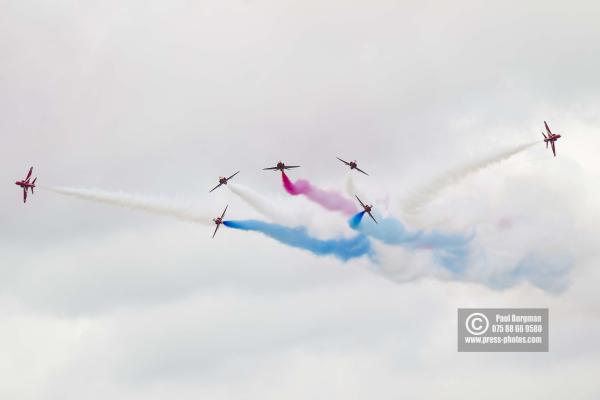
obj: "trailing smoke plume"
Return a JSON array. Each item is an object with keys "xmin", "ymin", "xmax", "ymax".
[
  {"xmin": 42, "ymin": 149, "xmax": 570, "ymax": 293},
  {"xmin": 344, "ymin": 172, "xmax": 363, "ymax": 199},
  {"xmin": 282, "ymin": 172, "xmax": 358, "ymax": 216},
  {"xmin": 401, "ymin": 141, "xmax": 538, "ymax": 216},
  {"xmin": 43, "ymin": 186, "xmax": 212, "ymax": 225},
  {"xmin": 349, "ymin": 212, "xmax": 472, "ymax": 274},
  {"xmin": 224, "ymin": 219, "xmax": 373, "ymax": 261},
  {"xmin": 228, "ymin": 183, "xmax": 295, "ymax": 224}
]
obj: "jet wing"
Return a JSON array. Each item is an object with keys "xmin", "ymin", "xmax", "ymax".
[
  {"xmin": 220, "ymin": 205, "xmax": 228, "ymax": 219},
  {"xmin": 336, "ymin": 157, "xmax": 351, "ymax": 166},
  {"xmin": 227, "ymin": 171, "xmax": 240, "ymax": 181},
  {"xmin": 212, "ymin": 224, "xmax": 220, "ymax": 238},
  {"xmin": 367, "ymin": 211, "xmax": 377, "ymax": 224},
  {"xmin": 355, "ymin": 195, "xmax": 366, "ymax": 208},
  {"xmin": 355, "ymin": 167, "xmax": 369, "ymax": 176},
  {"xmin": 263, "ymin": 166, "xmax": 279, "ymax": 170},
  {"xmin": 551, "ymin": 140, "xmax": 556, "ymax": 157},
  {"xmin": 23, "ymin": 188, "xmax": 27, "ymax": 203},
  {"xmin": 544, "ymin": 121, "xmax": 552, "ymax": 134},
  {"xmin": 283, "ymin": 166, "xmax": 300, "ymax": 169},
  {"xmin": 209, "ymin": 182, "xmax": 223, "ymax": 193},
  {"xmin": 25, "ymin": 167, "xmax": 33, "ymax": 181}
]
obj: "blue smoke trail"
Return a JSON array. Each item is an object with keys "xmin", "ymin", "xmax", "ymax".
[
  {"xmin": 349, "ymin": 212, "xmax": 472, "ymax": 273},
  {"xmin": 224, "ymin": 220, "xmax": 373, "ymax": 261},
  {"xmin": 349, "ymin": 211, "xmax": 365, "ymax": 227},
  {"xmin": 348, "ymin": 213, "xmax": 571, "ymax": 292},
  {"xmin": 487, "ymin": 253, "xmax": 572, "ymax": 294}
]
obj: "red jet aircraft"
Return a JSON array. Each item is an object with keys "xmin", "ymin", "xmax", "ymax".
[
  {"xmin": 263, "ymin": 161, "xmax": 300, "ymax": 172},
  {"xmin": 542, "ymin": 121, "xmax": 561, "ymax": 157},
  {"xmin": 355, "ymin": 195, "xmax": 377, "ymax": 224},
  {"xmin": 212, "ymin": 205, "xmax": 228, "ymax": 238},
  {"xmin": 210, "ymin": 171, "xmax": 240, "ymax": 193},
  {"xmin": 336, "ymin": 157, "xmax": 369, "ymax": 176},
  {"xmin": 15, "ymin": 167, "xmax": 37, "ymax": 203}
]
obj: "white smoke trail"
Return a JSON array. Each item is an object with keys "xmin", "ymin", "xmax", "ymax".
[
  {"xmin": 227, "ymin": 183, "xmax": 295, "ymax": 223},
  {"xmin": 344, "ymin": 172, "xmax": 363, "ymax": 199},
  {"xmin": 345, "ymin": 172, "xmax": 391, "ymax": 213},
  {"xmin": 43, "ymin": 186, "xmax": 212, "ymax": 225},
  {"xmin": 401, "ymin": 141, "xmax": 538, "ymax": 216}
]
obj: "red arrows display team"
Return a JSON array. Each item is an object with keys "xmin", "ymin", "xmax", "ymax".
[
  {"xmin": 263, "ymin": 161, "xmax": 300, "ymax": 172},
  {"xmin": 15, "ymin": 167, "xmax": 37, "ymax": 203},
  {"xmin": 209, "ymin": 171, "xmax": 239, "ymax": 193},
  {"xmin": 355, "ymin": 195, "xmax": 377, "ymax": 224},
  {"xmin": 212, "ymin": 205, "xmax": 228, "ymax": 238},
  {"xmin": 542, "ymin": 121, "xmax": 562, "ymax": 157},
  {"xmin": 336, "ymin": 157, "xmax": 369, "ymax": 175}
]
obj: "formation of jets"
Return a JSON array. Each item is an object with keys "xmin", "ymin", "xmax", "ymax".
[
  {"xmin": 15, "ymin": 167, "xmax": 36, "ymax": 203},
  {"xmin": 15, "ymin": 122, "xmax": 564, "ymax": 238}
]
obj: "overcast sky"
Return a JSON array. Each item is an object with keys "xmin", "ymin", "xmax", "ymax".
[{"xmin": 2, "ymin": 0, "xmax": 600, "ymax": 398}]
